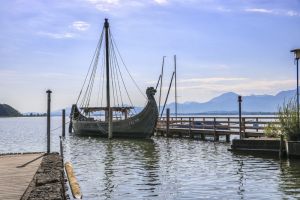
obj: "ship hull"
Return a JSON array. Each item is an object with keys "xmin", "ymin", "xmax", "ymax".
[{"xmin": 70, "ymin": 87, "xmax": 158, "ymax": 138}]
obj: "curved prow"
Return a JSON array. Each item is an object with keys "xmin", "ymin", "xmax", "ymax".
[{"xmin": 146, "ymin": 87, "xmax": 157, "ymax": 101}]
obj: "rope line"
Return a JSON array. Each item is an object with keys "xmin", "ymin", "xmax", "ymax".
[
  {"xmin": 50, "ymin": 121, "xmax": 70, "ymax": 132},
  {"xmin": 110, "ymin": 32, "xmax": 146, "ymax": 99},
  {"xmin": 76, "ymin": 29, "xmax": 104, "ymax": 104}
]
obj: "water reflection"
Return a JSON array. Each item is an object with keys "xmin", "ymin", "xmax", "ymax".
[
  {"xmin": 66, "ymin": 137, "xmax": 160, "ymax": 199},
  {"xmin": 103, "ymin": 141, "xmax": 115, "ymax": 200},
  {"xmin": 2, "ymin": 117, "xmax": 300, "ymax": 199},
  {"xmin": 279, "ymin": 159, "xmax": 300, "ymax": 198},
  {"xmin": 236, "ymin": 159, "xmax": 245, "ymax": 200}
]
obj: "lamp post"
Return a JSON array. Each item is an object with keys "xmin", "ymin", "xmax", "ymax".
[{"xmin": 291, "ymin": 49, "xmax": 300, "ymax": 134}]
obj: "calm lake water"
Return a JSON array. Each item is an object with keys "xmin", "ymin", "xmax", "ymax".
[{"xmin": 1, "ymin": 117, "xmax": 300, "ymax": 199}]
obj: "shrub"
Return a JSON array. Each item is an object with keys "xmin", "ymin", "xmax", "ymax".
[
  {"xmin": 278, "ymin": 97, "xmax": 300, "ymax": 141},
  {"xmin": 264, "ymin": 123, "xmax": 281, "ymax": 138}
]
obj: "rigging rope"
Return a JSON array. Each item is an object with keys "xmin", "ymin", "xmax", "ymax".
[
  {"xmin": 76, "ymin": 29, "xmax": 104, "ymax": 105},
  {"xmin": 100, "ymin": 45, "xmax": 106, "ymax": 107},
  {"xmin": 80, "ymin": 29, "xmax": 104, "ymax": 108},
  {"xmin": 160, "ymin": 71, "xmax": 175, "ymax": 117},
  {"xmin": 110, "ymin": 35, "xmax": 137, "ymax": 114},
  {"xmin": 76, "ymin": 24, "xmax": 151, "ymax": 117},
  {"xmin": 110, "ymin": 32, "xmax": 146, "ymax": 99}
]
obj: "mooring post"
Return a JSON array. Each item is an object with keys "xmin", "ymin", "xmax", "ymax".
[
  {"xmin": 46, "ymin": 90, "xmax": 52, "ymax": 154},
  {"xmin": 60, "ymin": 136, "xmax": 63, "ymax": 157},
  {"xmin": 62, "ymin": 109, "xmax": 66, "ymax": 138},
  {"xmin": 279, "ymin": 134, "xmax": 284, "ymax": 158},
  {"xmin": 189, "ymin": 117, "xmax": 194, "ymax": 139},
  {"xmin": 189, "ymin": 117, "xmax": 192, "ymax": 136},
  {"xmin": 213, "ymin": 117, "xmax": 219, "ymax": 141},
  {"xmin": 166, "ymin": 108, "xmax": 170, "ymax": 137},
  {"xmin": 238, "ymin": 95, "xmax": 243, "ymax": 140}
]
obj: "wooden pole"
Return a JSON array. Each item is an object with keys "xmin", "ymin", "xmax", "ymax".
[
  {"xmin": 46, "ymin": 90, "xmax": 52, "ymax": 154},
  {"xmin": 174, "ymin": 55, "xmax": 178, "ymax": 118},
  {"xmin": 189, "ymin": 117, "xmax": 192, "ymax": 136},
  {"xmin": 166, "ymin": 108, "xmax": 170, "ymax": 137},
  {"xmin": 60, "ymin": 136, "xmax": 63, "ymax": 157},
  {"xmin": 279, "ymin": 134, "xmax": 284, "ymax": 158},
  {"xmin": 104, "ymin": 18, "xmax": 113, "ymax": 139},
  {"xmin": 158, "ymin": 56, "xmax": 165, "ymax": 116},
  {"xmin": 214, "ymin": 117, "xmax": 219, "ymax": 141},
  {"xmin": 238, "ymin": 95, "xmax": 243, "ymax": 140},
  {"xmin": 62, "ymin": 109, "xmax": 65, "ymax": 138}
]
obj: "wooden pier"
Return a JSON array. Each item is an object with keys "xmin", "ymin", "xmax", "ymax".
[
  {"xmin": 0, "ymin": 153, "xmax": 43, "ymax": 200},
  {"xmin": 156, "ymin": 116, "xmax": 278, "ymax": 141}
]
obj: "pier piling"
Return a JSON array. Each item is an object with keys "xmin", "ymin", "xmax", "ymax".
[
  {"xmin": 62, "ymin": 109, "xmax": 65, "ymax": 138},
  {"xmin": 46, "ymin": 90, "xmax": 52, "ymax": 154},
  {"xmin": 166, "ymin": 108, "xmax": 170, "ymax": 137},
  {"xmin": 238, "ymin": 95, "xmax": 243, "ymax": 140}
]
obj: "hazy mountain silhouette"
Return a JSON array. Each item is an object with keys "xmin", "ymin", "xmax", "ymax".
[
  {"xmin": 49, "ymin": 89, "xmax": 296, "ymax": 115},
  {"xmin": 166, "ymin": 89, "xmax": 296, "ymax": 113}
]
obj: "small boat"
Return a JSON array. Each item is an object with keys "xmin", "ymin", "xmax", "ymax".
[{"xmin": 70, "ymin": 19, "xmax": 158, "ymax": 138}]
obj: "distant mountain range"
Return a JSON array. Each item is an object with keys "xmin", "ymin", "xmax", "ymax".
[
  {"xmin": 166, "ymin": 89, "xmax": 296, "ymax": 113},
  {"xmin": 19, "ymin": 89, "xmax": 297, "ymax": 116}
]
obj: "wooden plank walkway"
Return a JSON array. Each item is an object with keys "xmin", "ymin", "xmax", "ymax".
[{"xmin": 0, "ymin": 153, "xmax": 43, "ymax": 200}]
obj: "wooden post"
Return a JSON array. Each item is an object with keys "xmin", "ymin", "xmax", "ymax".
[
  {"xmin": 189, "ymin": 117, "xmax": 194, "ymax": 139},
  {"xmin": 62, "ymin": 109, "xmax": 65, "ymax": 138},
  {"xmin": 238, "ymin": 95, "xmax": 243, "ymax": 140},
  {"xmin": 60, "ymin": 136, "xmax": 63, "ymax": 157},
  {"xmin": 124, "ymin": 110, "xmax": 128, "ymax": 119},
  {"xmin": 227, "ymin": 117, "xmax": 230, "ymax": 129},
  {"xmin": 166, "ymin": 108, "xmax": 170, "ymax": 137},
  {"xmin": 256, "ymin": 117, "xmax": 259, "ymax": 132},
  {"xmin": 46, "ymin": 90, "xmax": 52, "ymax": 154},
  {"xmin": 201, "ymin": 133, "xmax": 205, "ymax": 141},
  {"xmin": 213, "ymin": 117, "xmax": 219, "ymax": 141},
  {"xmin": 226, "ymin": 134, "xmax": 230, "ymax": 142},
  {"xmin": 189, "ymin": 117, "xmax": 192, "ymax": 136},
  {"xmin": 242, "ymin": 118, "xmax": 246, "ymax": 138},
  {"xmin": 279, "ymin": 134, "xmax": 284, "ymax": 158}
]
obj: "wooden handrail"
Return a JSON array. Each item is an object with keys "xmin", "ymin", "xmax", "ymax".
[{"xmin": 157, "ymin": 115, "xmax": 279, "ymax": 134}]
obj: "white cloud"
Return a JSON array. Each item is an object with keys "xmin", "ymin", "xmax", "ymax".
[
  {"xmin": 285, "ymin": 10, "xmax": 300, "ymax": 17},
  {"xmin": 244, "ymin": 8, "xmax": 300, "ymax": 17},
  {"xmin": 38, "ymin": 31, "xmax": 75, "ymax": 39},
  {"xmin": 154, "ymin": 0, "xmax": 168, "ymax": 5},
  {"xmin": 178, "ymin": 79, "xmax": 294, "ymax": 94},
  {"xmin": 174, "ymin": 78, "xmax": 295, "ymax": 103},
  {"xmin": 86, "ymin": 0, "xmax": 120, "ymax": 11},
  {"xmin": 244, "ymin": 8, "xmax": 274, "ymax": 14},
  {"xmin": 179, "ymin": 77, "xmax": 248, "ymax": 84},
  {"xmin": 72, "ymin": 21, "xmax": 90, "ymax": 31}
]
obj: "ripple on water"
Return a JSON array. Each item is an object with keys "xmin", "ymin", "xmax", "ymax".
[{"xmin": 1, "ymin": 117, "xmax": 300, "ymax": 199}]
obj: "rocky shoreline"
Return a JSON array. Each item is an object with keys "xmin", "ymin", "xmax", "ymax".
[{"xmin": 21, "ymin": 153, "xmax": 68, "ymax": 200}]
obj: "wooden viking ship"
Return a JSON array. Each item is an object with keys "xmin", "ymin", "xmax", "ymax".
[{"xmin": 69, "ymin": 19, "xmax": 158, "ymax": 138}]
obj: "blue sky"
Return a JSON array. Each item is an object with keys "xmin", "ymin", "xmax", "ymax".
[{"xmin": 0, "ymin": 0, "xmax": 300, "ymax": 112}]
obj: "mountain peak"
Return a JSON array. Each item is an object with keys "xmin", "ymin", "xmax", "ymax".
[{"xmin": 209, "ymin": 92, "xmax": 239, "ymax": 103}]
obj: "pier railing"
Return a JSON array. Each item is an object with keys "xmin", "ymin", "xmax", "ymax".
[{"xmin": 156, "ymin": 116, "xmax": 279, "ymax": 137}]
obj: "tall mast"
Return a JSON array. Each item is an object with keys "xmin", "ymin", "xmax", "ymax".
[
  {"xmin": 174, "ymin": 55, "xmax": 177, "ymax": 118},
  {"xmin": 104, "ymin": 18, "xmax": 113, "ymax": 139},
  {"xmin": 158, "ymin": 56, "xmax": 165, "ymax": 115}
]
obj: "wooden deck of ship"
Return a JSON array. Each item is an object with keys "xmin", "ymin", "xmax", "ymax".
[{"xmin": 0, "ymin": 153, "xmax": 43, "ymax": 200}]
